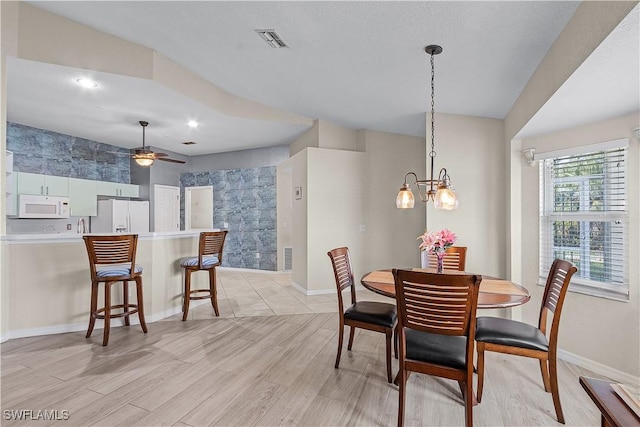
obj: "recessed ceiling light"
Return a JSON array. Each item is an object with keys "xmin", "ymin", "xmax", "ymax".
[
  {"xmin": 187, "ymin": 120, "xmax": 199, "ymax": 128},
  {"xmin": 75, "ymin": 78, "xmax": 98, "ymax": 88}
]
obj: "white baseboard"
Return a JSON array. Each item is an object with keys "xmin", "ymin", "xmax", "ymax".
[
  {"xmin": 290, "ymin": 281, "xmax": 334, "ymax": 296},
  {"xmin": 0, "ymin": 299, "xmax": 211, "ymax": 343},
  {"xmin": 558, "ymin": 348, "xmax": 639, "ymax": 385}
]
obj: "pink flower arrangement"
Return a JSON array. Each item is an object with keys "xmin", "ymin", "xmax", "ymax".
[{"xmin": 418, "ymin": 228, "xmax": 457, "ymax": 254}]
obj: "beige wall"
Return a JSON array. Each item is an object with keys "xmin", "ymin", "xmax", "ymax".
[
  {"xmin": 289, "ymin": 151, "xmax": 308, "ymax": 288},
  {"xmin": 290, "ymin": 120, "xmax": 319, "ymax": 156},
  {"xmin": 516, "ymin": 113, "xmax": 639, "ymax": 379},
  {"xmin": 358, "ymin": 129, "xmax": 426, "ymax": 276},
  {"xmin": 427, "ymin": 113, "xmax": 506, "ymax": 278},
  {"xmin": 318, "ymin": 120, "xmax": 359, "ymax": 151},
  {"xmin": 305, "ymin": 148, "xmax": 366, "ymax": 292}
]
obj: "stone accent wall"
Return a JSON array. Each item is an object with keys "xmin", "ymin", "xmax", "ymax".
[
  {"xmin": 180, "ymin": 167, "xmax": 277, "ymax": 271},
  {"xmin": 7, "ymin": 122, "xmax": 131, "ymax": 182}
]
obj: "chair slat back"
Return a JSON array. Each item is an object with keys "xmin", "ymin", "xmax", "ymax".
[
  {"xmin": 426, "ymin": 246, "xmax": 467, "ymax": 271},
  {"xmin": 327, "ymin": 247, "xmax": 356, "ymax": 310},
  {"xmin": 199, "ymin": 230, "xmax": 227, "ymax": 260},
  {"xmin": 539, "ymin": 258, "xmax": 577, "ymax": 336},
  {"xmin": 83, "ymin": 234, "xmax": 138, "ymax": 278},
  {"xmin": 393, "ymin": 269, "xmax": 481, "ymax": 336}
]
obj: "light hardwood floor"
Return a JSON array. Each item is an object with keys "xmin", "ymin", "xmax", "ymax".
[{"xmin": 1, "ymin": 270, "xmax": 606, "ymax": 426}]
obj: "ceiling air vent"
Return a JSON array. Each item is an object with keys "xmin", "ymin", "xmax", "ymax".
[
  {"xmin": 182, "ymin": 141, "xmax": 196, "ymax": 145},
  {"xmin": 255, "ymin": 29, "xmax": 288, "ymax": 48}
]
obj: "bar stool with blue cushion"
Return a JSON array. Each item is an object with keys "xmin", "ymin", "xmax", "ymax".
[
  {"xmin": 83, "ymin": 234, "xmax": 148, "ymax": 346},
  {"xmin": 180, "ymin": 230, "xmax": 228, "ymax": 320}
]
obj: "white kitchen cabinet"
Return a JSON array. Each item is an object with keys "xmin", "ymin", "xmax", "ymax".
[
  {"xmin": 68, "ymin": 178, "xmax": 98, "ymax": 216},
  {"xmin": 96, "ymin": 181, "xmax": 139, "ymax": 198},
  {"xmin": 16, "ymin": 172, "xmax": 69, "ymax": 197}
]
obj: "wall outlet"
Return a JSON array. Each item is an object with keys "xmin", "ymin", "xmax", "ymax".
[
  {"xmin": 359, "ymin": 224, "xmax": 366, "ymax": 232},
  {"xmin": 256, "ymin": 253, "xmax": 260, "ymax": 259},
  {"xmin": 66, "ymin": 224, "xmax": 72, "ymax": 230},
  {"xmin": 223, "ymin": 222, "xmax": 229, "ymax": 229}
]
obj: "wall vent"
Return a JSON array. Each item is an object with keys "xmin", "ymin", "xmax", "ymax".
[
  {"xmin": 283, "ymin": 247, "xmax": 293, "ymax": 271},
  {"xmin": 255, "ymin": 29, "xmax": 288, "ymax": 48}
]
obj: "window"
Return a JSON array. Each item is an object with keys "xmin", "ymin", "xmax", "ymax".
[{"xmin": 539, "ymin": 139, "xmax": 628, "ymax": 301}]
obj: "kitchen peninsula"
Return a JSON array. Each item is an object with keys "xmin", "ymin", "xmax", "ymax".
[{"xmin": 2, "ymin": 230, "xmax": 221, "ymax": 340}]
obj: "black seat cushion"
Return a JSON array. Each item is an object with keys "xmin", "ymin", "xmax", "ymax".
[
  {"xmin": 475, "ymin": 316, "xmax": 549, "ymax": 352},
  {"xmin": 405, "ymin": 329, "xmax": 468, "ymax": 370},
  {"xmin": 344, "ymin": 301, "xmax": 397, "ymax": 328}
]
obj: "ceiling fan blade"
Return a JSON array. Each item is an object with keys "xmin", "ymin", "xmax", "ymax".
[
  {"xmin": 153, "ymin": 152, "xmax": 169, "ymax": 157},
  {"xmin": 157, "ymin": 157, "xmax": 186, "ymax": 164}
]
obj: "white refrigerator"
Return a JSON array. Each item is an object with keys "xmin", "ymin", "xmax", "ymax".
[{"xmin": 92, "ymin": 199, "xmax": 150, "ymax": 233}]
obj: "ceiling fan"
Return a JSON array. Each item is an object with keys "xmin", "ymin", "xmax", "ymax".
[{"xmin": 131, "ymin": 120, "xmax": 186, "ymax": 166}]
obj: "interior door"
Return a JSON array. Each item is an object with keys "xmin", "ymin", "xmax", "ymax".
[
  {"xmin": 185, "ymin": 186, "xmax": 213, "ymax": 230},
  {"xmin": 154, "ymin": 185, "xmax": 180, "ymax": 232}
]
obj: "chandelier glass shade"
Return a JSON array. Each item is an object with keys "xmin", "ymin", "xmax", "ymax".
[{"xmin": 396, "ymin": 44, "xmax": 458, "ymax": 210}]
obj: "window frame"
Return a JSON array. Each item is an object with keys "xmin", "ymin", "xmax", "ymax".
[{"xmin": 537, "ymin": 139, "xmax": 629, "ymax": 302}]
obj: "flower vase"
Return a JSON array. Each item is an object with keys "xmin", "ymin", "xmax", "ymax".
[{"xmin": 436, "ymin": 251, "xmax": 445, "ymax": 273}]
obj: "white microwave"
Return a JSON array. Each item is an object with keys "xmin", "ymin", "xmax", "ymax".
[{"xmin": 17, "ymin": 195, "xmax": 70, "ymax": 219}]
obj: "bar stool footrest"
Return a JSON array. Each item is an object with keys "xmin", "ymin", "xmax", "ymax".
[
  {"xmin": 187, "ymin": 289, "xmax": 213, "ymax": 300},
  {"xmin": 94, "ymin": 304, "xmax": 140, "ymax": 319}
]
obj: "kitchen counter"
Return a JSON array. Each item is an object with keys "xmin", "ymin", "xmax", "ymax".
[
  {"xmin": 1, "ymin": 230, "xmax": 222, "ymax": 341},
  {"xmin": 3, "ymin": 229, "xmax": 221, "ymax": 243}
]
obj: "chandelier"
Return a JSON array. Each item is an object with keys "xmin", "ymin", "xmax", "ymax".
[{"xmin": 396, "ymin": 45, "xmax": 459, "ymax": 210}]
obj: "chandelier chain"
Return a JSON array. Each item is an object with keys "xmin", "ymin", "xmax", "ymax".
[{"xmin": 430, "ymin": 51, "xmax": 436, "ymax": 159}]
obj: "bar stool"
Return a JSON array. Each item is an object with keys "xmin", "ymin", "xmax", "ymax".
[
  {"xmin": 180, "ymin": 230, "xmax": 228, "ymax": 320},
  {"xmin": 83, "ymin": 234, "xmax": 148, "ymax": 346}
]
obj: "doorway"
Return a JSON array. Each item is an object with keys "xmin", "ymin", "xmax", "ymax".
[
  {"xmin": 154, "ymin": 185, "xmax": 180, "ymax": 232},
  {"xmin": 185, "ymin": 186, "xmax": 214, "ymax": 230}
]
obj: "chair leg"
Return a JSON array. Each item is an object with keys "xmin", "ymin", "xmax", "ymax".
[
  {"xmin": 385, "ymin": 329, "xmax": 393, "ymax": 383},
  {"xmin": 86, "ymin": 281, "xmax": 98, "ymax": 338},
  {"xmin": 182, "ymin": 269, "xmax": 191, "ymax": 321},
  {"xmin": 209, "ymin": 267, "xmax": 220, "ymax": 317},
  {"xmin": 102, "ymin": 282, "xmax": 112, "ymax": 346},
  {"xmin": 539, "ymin": 358, "xmax": 552, "ymax": 392},
  {"xmin": 394, "ymin": 324, "xmax": 398, "ymax": 359},
  {"xmin": 335, "ymin": 320, "xmax": 344, "ymax": 369},
  {"xmin": 123, "ymin": 281, "xmax": 130, "ymax": 326},
  {"xmin": 464, "ymin": 379, "xmax": 473, "ymax": 427},
  {"xmin": 347, "ymin": 326, "xmax": 355, "ymax": 351},
  {"xmin": 398, "ymin": 365, "xmax": 407, "ymax": 427},
  {"xmin": 135, "ymin": 276, "xmax": 148, "ymax": 333},
  {"xmin": 548, "ymin": 354, "xmax": 565, "ymax": 424},
  {"xmin": 476, "ymin": 343, "xmax": 485, "ymax": 403}
]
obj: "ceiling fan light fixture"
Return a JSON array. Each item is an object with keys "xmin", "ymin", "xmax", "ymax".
[{"xmin": 134, "ymin": 157, "xmax": 154, "ymax": 167}]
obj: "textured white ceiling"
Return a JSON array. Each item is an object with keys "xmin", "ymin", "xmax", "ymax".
[{"xmin": 8, "ymin": 1, "xmax": 637, "ymax": 156}]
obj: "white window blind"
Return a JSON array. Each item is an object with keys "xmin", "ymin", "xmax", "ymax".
[{"xmin": 539, "ymin": 141, "xmax": 628, "ymax": 301}]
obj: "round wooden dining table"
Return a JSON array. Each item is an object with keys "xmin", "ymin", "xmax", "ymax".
[{"xmin": 361, "ymin": 268, "xmax": 531, "ymax": 309}]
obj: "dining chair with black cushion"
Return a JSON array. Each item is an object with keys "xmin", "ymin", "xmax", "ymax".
[
  {"xmin": 427, "ymin": 245, "xmax": 467, "ymax": 271},
  {"xmin": 327, "ymin": 247, "xmax": 397, "ymax": 383},
  {"xmin": 180, "ymin": 230, "xmax": 228, "ymax": 321},
  {"xmin": 83, "ymin": 234, "xmax": 148, "ymax": 346},
  {"xmin": 475, "ymin": 258, "xmax": 577, "ymax": 424},
  {"xmin": 393, "ymin": 268, "xmax": 482, "ymax": 427}
]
